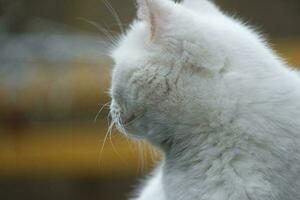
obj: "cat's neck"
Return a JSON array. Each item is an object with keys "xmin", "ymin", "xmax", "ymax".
[
  {"xmin": 163, "ymin": 127, "xmax": 242, "ymax": 171},
  {"xmin": 159, "ymin": 127, "xmax": 272, "ymax": 199}
]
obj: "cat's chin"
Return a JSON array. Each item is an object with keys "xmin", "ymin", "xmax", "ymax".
[
  {"xmin": 117, "ymin": 125, "xmax": 173, "ymax": 150},
  {"xmin": 116, "ymin": 125, "xmax": 147, "ymax": 140}
]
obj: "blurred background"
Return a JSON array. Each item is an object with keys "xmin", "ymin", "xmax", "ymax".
[{"xmin": 0, "ymin": 0, "xmax": 299, "ymax": 199}]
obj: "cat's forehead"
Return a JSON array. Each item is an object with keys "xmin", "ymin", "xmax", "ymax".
[
  {"xmin": 111, "ymin": 21, "xmax": 151, "ymax": 66},
  {"xmin": 110, "ymin": 22, "xmax": 149, "ymax": 97}
]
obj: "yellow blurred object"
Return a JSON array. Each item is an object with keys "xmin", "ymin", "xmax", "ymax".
[
  {"xmin": 274, "ymin": 38, "xmax": 300, "ymax": 67},
  {"xmin": 0, "ymin": 123, "xmax": 160, "ymax": 178}
]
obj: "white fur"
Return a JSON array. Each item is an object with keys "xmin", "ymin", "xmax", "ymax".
[{"xmin": 109, "ymin": 0, "xmax": 300, "ymax": 199}]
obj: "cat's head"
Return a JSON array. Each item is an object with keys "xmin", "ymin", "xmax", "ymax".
[{"xmin": 109, "ymin": 0, "xmax": 241, "ymax": 146}]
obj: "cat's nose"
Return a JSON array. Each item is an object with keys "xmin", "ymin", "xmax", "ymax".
[
  {"xmin": 110, "ymin": 100, "xmax": 137, "ymax": 125},
  {"xmin": 110, "ymin": 101, "xmax": 121, "ymax": 120}
]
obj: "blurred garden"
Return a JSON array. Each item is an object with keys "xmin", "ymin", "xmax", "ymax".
[{"xmin": 0, "ymin": 0, "xmax": 300, "ymax": 199}]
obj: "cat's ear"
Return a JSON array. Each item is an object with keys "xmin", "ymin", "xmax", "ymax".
[{"xmin": 136, "ymin": 0, "xmax": 175, "ymax": 42}]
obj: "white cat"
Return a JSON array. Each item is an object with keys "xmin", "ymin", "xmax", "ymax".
[{"xmin": 109, "ymin": 0, "xmax": 300, "ymax": 199}]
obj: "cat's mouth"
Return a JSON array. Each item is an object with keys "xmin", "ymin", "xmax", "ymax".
[
  {"xmin": 120, "ymin": 108, "xmax": 146, "ymax": 127},
  {"xmin": 114, "ymin": 108, "xmax": 147, "ymax": 138},
  {"xmin": 121, "ymin": 113, "xmax": 136, "ymax": 126}
]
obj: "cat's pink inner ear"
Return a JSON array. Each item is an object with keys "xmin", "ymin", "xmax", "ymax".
[{"xmin": 136, "ymin": 0, "xmax": 174, "ymax": 41}]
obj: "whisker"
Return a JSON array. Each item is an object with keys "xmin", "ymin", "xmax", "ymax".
[
  {"xmin": 107, "ymin": 111, "xmax": 112, "ymax": 127},
  {"xmin": 77, "ymin": 17, "xmax": 118, "ymax": 46},
  {"xmin": 98, "ymin": 120, "xmax": 115, "ymax": 166},
  {"xmin": 108, "ymin": 123, "xmax": 129, "ymax": 166},
  {"xmin": 146, "ymin": 143, "xmax": 160, "ymax": 164},
  {"xmin": 137, "ymin": 141, "xmax": 144, "ymax": 174},
  {"xmin": 142, "ymin": 141, "xmax": 148, "ymax": 173},
  {"xmin": 117, "ymin": 118, "xmax": 129, "ymax": 137},
  {"xmin": 102, "ymin": 0, "xmax": 125, "ymax": 34},
  {"xmin": 104, "ymin": 22, "xmax": 130, "ymax": 30},
  {"xmin": 94, "ymin": 101, "xmax": 111, "ymax": 123}
]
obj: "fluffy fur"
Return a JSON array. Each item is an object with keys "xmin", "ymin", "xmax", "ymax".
[{"xmin": 109, "ymin": 0, "xmax": 300, "ymax": 199}]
